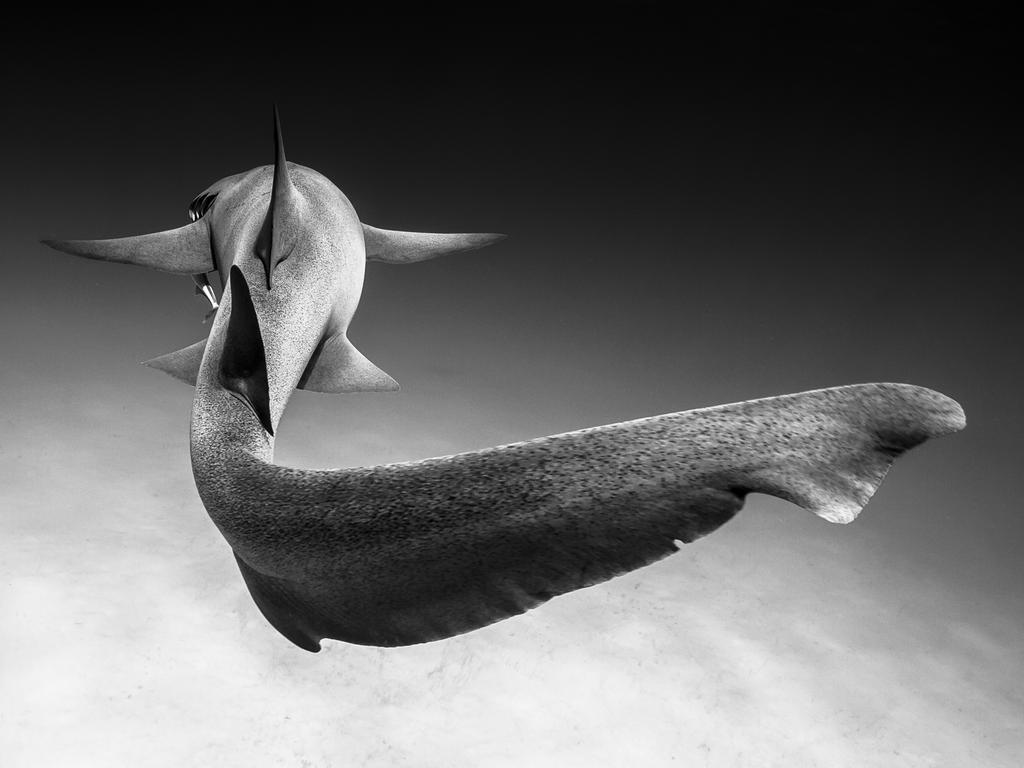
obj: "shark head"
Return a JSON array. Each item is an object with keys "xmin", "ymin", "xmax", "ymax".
[{"xmin": 42, "ymin": 106, "xmax": 507, "ymax": 438}]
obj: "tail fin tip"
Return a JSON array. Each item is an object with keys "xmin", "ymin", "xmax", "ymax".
[{"xmin": 738, "ymin": 382, "xmax": 964, "ymax": 525}]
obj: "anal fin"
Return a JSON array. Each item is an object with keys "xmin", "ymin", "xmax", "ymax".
[
  {"xmin": 298, "ymin": 334, "xmax": 399, "ymax": 393},
  {"xmin": 142, "ymin": 339, "xmax": 207, "ymax": 385},
  {"xmin": 234, "ymin": 553, "xmax": 324, "ymax": 652}
]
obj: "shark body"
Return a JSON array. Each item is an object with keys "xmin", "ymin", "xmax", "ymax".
[{"xmin": 43, "ymin": 110, "xmax": 965, "ymax": 652}]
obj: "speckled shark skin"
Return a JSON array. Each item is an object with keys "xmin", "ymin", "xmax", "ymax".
[{"xmin": 43, "ymin": 111, "xmax": 965, "ymax": 652}]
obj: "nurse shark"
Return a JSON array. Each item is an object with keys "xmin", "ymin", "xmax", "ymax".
[{"xmin": 42, "ymin": 109, "xmax": 965, "ymax": 651}]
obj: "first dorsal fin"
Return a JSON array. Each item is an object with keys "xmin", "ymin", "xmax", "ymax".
[
  {"xmin": 254, "ymin": 105, "xmax": 302, "ymax": 290},
  {"xmin": 362, "ymin": 225, "xmax": 505, "ymax": 264},
  {"xmin": 41, "ymin": 219, "xmax": 214, "ymax": 274}
]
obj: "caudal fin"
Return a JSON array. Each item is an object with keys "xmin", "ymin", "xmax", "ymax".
[{"xmin": 719, "ymin": 383, "xmax": 965, "ymax": 523}]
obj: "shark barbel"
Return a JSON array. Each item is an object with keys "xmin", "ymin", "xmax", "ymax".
[{"xmin": 43, "ymin": 109, "xmax": 965, "ymax": 652}]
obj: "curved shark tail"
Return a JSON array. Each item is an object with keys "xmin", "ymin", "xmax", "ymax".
[
  {"xmin": 719, "ymin": 383, "xmax": 965, "ymax": 524},
  {"xmin": 203, "ymin": 382, "xmax": 962, "ymax": 651}
]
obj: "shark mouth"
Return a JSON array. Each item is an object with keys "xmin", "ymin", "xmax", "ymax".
[{"xmin": 219, "ymin": 265, "xmax": 274, "ymax": 436}]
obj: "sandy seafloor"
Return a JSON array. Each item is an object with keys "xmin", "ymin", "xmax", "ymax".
[{"xmin": 2, "ymin": 368, "xmax": 1019, "ymax": 767}]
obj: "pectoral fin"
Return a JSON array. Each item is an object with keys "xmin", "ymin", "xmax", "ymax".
[
  {"xmin": 41, "ymin": 219, "xmax": 214, "ymax": 274},
  {"xmin": 298, "ymin": 334, "xmax": 399, "ymax": 393},
  {"xmin": 142, "ymin": 339, "xmax": 207, "ymax": 386},
  {"xmin": 363, "ymin": 224, "xmax": 505, "ymax": 264}
]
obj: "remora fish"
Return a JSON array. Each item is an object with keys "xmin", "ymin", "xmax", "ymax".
[{"xmin": 43, "ymin": 109, "xmax": 965, "ymax": 652}]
